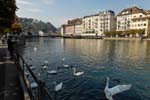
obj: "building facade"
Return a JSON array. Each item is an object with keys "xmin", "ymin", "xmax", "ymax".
[
  {"xmin": 75, "ymin": 24, "xmax": 82, "ymax": 34},
  {"xmin": 117, "ymin": 6, "xmax": 150, "ymax": 37},
  {"xmin": 82, "ymin": 10, "xmax": 116, "ymax": 35},
  {"xmin": 61, "ymin": 18, "xmax": 82, "ymax": 36}
]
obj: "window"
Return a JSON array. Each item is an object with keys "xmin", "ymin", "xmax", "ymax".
[
  {"xmin": 144, "ymin": 23, "xmax": 146, "ymax": 26},
  {"xmin": 140, "ymin": 15, "xmax": 142, "ymax": 17}
]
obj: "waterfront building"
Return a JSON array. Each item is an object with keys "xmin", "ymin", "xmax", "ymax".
[
  {"xmin": 82, "ymin": 14, "xmax": 99, "ymax": 34},
  {"xmin": 61, "ymin": 18, "xmax": 82, "ymax": 36},
  {"xmin": 82, "ymin": 10, "xmax": 116, "ymax": 36},
  {"xmin": 131, "ymin": 9, "xmax": 150, "ymax": 37},
  {"xmin": 117, "ymin": 6, "xmax": 150, "ymax": 37}
]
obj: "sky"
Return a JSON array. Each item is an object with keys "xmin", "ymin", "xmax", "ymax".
[{"xmin": 16, "ymin": 0, "xmax": 150, "ymax": 28}]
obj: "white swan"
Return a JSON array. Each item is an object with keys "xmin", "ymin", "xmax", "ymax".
[
  {"xmin": 47, "ymin": 69, "xmax": 57, "ymax": 75},
  {"xmin": 104, "ymin": 77, "xmax": 132, "ymax": 100},
  {"xmin": 30, "ymin": 66, "xmax": 36, "ymax": 70},
  {"xmin": 63, "ymin": 64, "xmax": 69, "ymax": 68},
  {"xmin": 41, "ymin": 60, "xmax": 48, "ymax": 69},
  {"xmin": 41, "ymin": 65, "xmax": 48, "ymax": 69},
  {"xmin": 34, "ymin": 47, "xmax": 37, "ymax": 51},
  {"xmin": 54, "ymin": 82, "xmax": 63, "ymax": 92},
  {"xmin": 73, "ymin": 68, "xmax": 84, "ymax": 76},
  {"xmin": 30, "ymin": 82, "xmax": 38, "ymax": 89}
]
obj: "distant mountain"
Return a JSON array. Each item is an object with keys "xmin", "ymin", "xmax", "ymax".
[{"xmin": 18, "ymin": 17, "xmax": 57, "ymax": 36}]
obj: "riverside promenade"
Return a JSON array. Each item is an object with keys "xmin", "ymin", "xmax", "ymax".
[{"xmin": 0, "ymin": 43, "xmax": 23, "ymax": 100}]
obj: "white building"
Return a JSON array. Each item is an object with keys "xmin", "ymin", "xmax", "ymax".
[
  {"xmin": 75, "ymin": 24, "xmax": 82, "ymax": 34},
  {"xmin": 82, "ymin": 10, "xmax": 116, "ymax": 36},
  {"xmin": 99, "ymin": 10, "xmax": 116, "ymax": 34},
  {"xmin": 117, "ymin": 6, "xmax": 150, "ymax": 37}
]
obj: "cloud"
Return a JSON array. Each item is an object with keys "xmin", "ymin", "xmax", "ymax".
[
  {"xmin": 16, "ymin": 0, "xmax": 33, "ymax": 5},
  {"xmin": 41, "ymin": 0, "xmax": 55, "ymax": 5},
  {"xmin": 27, "ymin": 8, "xmax": 43, "ymax": 13}
]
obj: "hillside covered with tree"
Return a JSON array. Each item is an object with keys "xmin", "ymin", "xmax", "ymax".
[{"xmin": 19, "ymin": 18, "xmax": 57, "ymax": 36}]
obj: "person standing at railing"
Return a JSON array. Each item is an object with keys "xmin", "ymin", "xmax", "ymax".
[{"xmin": 7, "ymin": 36, "xmax": 15, "ymax": 60}]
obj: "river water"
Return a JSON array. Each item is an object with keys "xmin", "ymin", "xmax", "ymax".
[{"xmin": 21, "ymin": 38, "xmax": 150, "ymax": 100}]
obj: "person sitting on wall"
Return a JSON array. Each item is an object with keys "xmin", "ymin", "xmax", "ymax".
[{"xmin": 7, "ymin": 36, "xmax": 15, "ymax": 60}]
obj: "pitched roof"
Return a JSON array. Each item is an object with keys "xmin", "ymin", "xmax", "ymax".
[
  {"xmin": 117, "ymin": 6, "xmax": 146, "ymax": 16},
  {"xmin": 67, "ymin": 18, "xmax": 82, "ymax": 25},
  {"xmin": 83, "ymin": 14, "xmax": 99, "ymax": 18},
  {"xmin": 145, "ymin": 10, "xmax": 150, "ymax": 15}
]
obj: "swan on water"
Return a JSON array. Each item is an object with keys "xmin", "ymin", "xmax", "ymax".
[
  {"xmin": 34, "ymin": 47, "xmax": 37, "ymax": 51},
  {"xmin": 73, "ymin": 68, "xmax": 84, "ymax": 76},
  {"xmin": 30, "ymin": 82, "xmax": 38, "ymax": 89},
  {"xmin": 41, "ymin": 65, "xmax": 48, "ymax": 69},
  {"xmin": 54, "ymin": 82, "xmax": 63, "ymax": 92},
  {"xmin": 104, "ymin": 77, "xmax": 132, "ymax": 100},
  {"xmin": 63, "ymin": 64, "xmax": 69, "ymax": 68},
  {"xmin": 30, "ymin": 66, "xmax": 36, "ymax": 70},
  {"xmin": 41, "ymin": 60, "xmax": 49, "ymax": 69},
  {"xmin": 47, "ymin": 69, "xmax": 57, "ymax": 75}
]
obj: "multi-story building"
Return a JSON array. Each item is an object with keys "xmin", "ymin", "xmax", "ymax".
[
  {"xmin": 75, "ymin": 23, "xmax": 82, "ymax": 34},
  {"xmin": 82, "ymin": 10, "xmax": 116, "ymax": 35},
  {"xmin": 82, "ymin": 14, "xmax": 99, "ymax": 34},
  {"xmin": 131, "ymin": 9, "xmax": 150, "ymax": 37},
  {"xmin": 117, "ymin": 6, "xmax": 150, "ymax": 37},
  {"xmin": 61, "ymin": 18, "xmax": 82, "ymax": 36},
  {"xmin": 99, "ymin": 10, "xmax": 116, "ymax": 34}
]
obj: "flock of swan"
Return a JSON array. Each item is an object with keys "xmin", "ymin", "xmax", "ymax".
[
  {"xmin": 27, "ymin": 58, "xmax": 132, "ymax": 100},
  {"xmin": 28, "ymin": 48, "xmax": 132, "ymax": 100}
]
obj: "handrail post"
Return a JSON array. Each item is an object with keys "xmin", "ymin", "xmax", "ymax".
[
  {"xmin": 22, "ymin": 61, "xmax": 25, "ymax": 78},
  {"xmin": 38, "ymin": 80, "xmax": 46, "ymax": 100}
]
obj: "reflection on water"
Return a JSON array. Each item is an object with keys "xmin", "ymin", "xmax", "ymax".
[{"xmin": 22, "ymin": 38, "xmax": 150, "ymax": 100}]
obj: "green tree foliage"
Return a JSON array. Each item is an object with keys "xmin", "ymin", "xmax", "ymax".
[
  {"xmin": 104, "ymin": 29, "xmax": 145, "ymax": 37},
  {"xmin": 0, "ymin": 0, "xmax": 17, "ymax": 34},
  {"xmin": 136, "ymin": 29, "xmax": 145, "ymax": 35}
]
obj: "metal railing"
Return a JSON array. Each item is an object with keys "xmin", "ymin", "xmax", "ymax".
[{"xmin": 14, "ymin": 51, "xmax": 54, "ymax": 100}]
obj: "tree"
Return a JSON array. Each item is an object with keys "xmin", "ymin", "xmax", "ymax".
[
  {"xmin": 11, "ymin": 22, "xmax": 22, "ymax": 34},
  {"xmin": 0, "ymin": 0, "xmax": 18, "ymax": 34},
  {"xmin": 137, "ymin": 29, "xmax": 145, "ymax": 37},
  {"xmin": 104, "ymin": 31, "xmax": 111, "ymax": 37}
]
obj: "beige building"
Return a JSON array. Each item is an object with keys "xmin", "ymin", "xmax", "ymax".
[
  {"xmin": 82, "ymin": 10, "xmax": 116, "ymax": 36},
  {"xmin": 61, "ymin": 18, "xmax": 82, "ymax": 36},
  {"xmin": 117, "ymin": 6, "xmax": 150, "ymax": 37},
  {"xmin": 131, "ymin": 10, "xmax": 150, "ymax": 37}
]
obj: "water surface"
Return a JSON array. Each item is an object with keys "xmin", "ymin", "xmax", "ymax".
[{"xmin": 21, "ymin": 38, "xmax": 150, "ymax": 100}]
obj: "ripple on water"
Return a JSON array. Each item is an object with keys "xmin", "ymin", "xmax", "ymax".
[{"xmin": 21, "ymin": 38, "xmax": 150, "ymax": 100}]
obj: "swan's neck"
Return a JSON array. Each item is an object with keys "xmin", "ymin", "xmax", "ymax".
[
  {"xmin": 106, "ymin": 77, "xmax": 109, "ymax": 88},
  {"xmin": 73, "ymin": 68, "xmax": 76, "ymax": 75}
]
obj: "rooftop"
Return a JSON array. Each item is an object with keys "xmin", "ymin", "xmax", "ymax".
[{"xmin": 117, "ymin": 6, "xmax": 146, "ymax": 16}]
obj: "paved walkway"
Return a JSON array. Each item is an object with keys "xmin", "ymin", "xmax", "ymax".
[{"xmin": 0, "ymin": 44, "xmax": 23, "ymax": 100}]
